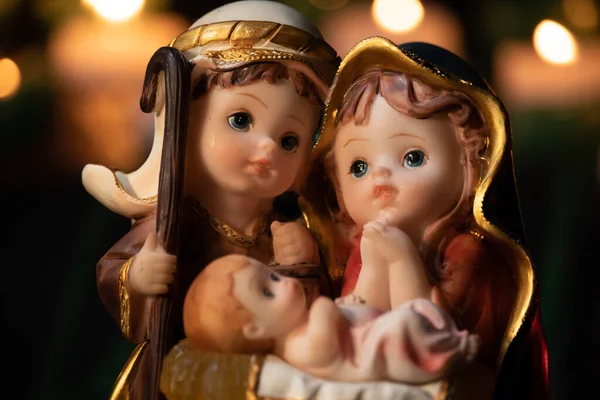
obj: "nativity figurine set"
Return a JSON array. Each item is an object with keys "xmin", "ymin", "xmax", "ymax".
[{"xmin": 81, "ymin": 1, "xmax": 549, "ymax": 399}]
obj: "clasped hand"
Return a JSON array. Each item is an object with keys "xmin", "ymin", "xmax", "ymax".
[
  {"xmin": 128, "ymin": 232, "xmax": 177, "ymax": 296},
  {"xmin": 361, "ymin": 207, "xmax": 418, "ymax": 264}
]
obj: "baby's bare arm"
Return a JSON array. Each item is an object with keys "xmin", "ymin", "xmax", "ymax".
[
  {"xmin": 284, "ymin": 297, "xmax": 345, "ymax": 369},
  {"xmin": 307, "ymin": 298, "xmax": 345, "ymax": 344}
]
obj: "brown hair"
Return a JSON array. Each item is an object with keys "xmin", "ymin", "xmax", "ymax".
[
  {"xmin": 183, "ymin": 254, "xmax": 274, "ymax": 354},
  {"xmin": 192, "ymin": 62, "xmax": 323, "ymax": 106},
  {"xmin": 329, "ymin": 70, "xmax": 488, "ymax": 281}
]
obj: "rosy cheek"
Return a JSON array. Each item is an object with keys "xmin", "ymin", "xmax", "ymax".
[
  {"xmin": 288, "ymin": 164, "xmax": 301, "ymax": 183},
  {"xmin": 408, "ymin": 186, "xmax": 428, "ymax": 208},
  {"xmin": 343, "ymin": 179, "xmax": 369, "ymax": 214},
  {"xmin": 276, "ymin": 154, "xmax": 296, "ymax": 172},
  {"xmin": 273, "ymin": 155, "xmax": 298, "ymax": 183},
  {"xmin": 354, "ymin": 178, "xmax": 370, "ymax": 198},
  {"xmin": 402, "ymin": 179, "xmax": 445, "ymax": 218},
  {"xmin": 216, "ymin": 134, "xmax": 248, "ymax": 164},
  {"xmin": 338, "ymin": 178, "xmax": 352, "ymax": 203}
]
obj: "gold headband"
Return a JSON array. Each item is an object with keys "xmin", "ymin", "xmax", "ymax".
[{"xmin": 169, "ymin": 21, "xmax": 340, "ymax": 82}]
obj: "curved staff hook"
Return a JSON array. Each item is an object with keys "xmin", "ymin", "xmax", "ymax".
[{"xmin": 140, "ymin": 46, "xmax": 191, "ymax": 400}]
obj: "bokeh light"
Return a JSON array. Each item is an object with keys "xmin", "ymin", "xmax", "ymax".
[
  {"xmin": 0, "ymin": 58, "xmax": 21, "ymax": 99},
  {"xmin": 533, "ymin": 20, "xmax": 578, "ymax": 65},
  {"xmin": 82, "ymin": 0, "xmax": 145, "ymax": 22},
  {"xmin": 372, "ymin": 0, "xmax": 424, "ymax": 33}
]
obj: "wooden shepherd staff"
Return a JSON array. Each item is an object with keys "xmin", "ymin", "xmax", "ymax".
[{"xmin": 140, "ymin": 46, "xmax": 191, "ymax": 400}]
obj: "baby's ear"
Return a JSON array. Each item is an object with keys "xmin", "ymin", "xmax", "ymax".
[{"xmin": 242, "ymin": 321, "xmax": 266, "ymax": 340}]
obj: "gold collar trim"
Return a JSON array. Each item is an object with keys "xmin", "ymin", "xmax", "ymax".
[{"xmin": 192, "ymin": 201, "xmax": 269, "ymax": 249}]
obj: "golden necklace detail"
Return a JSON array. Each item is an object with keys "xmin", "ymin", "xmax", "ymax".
[{"xmin": 192, "ymin": 202, "xmax": 268, "ymax": 249}]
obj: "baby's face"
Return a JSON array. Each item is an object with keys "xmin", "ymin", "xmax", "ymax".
[{"xmin": 233, "ymin": 258, "xmax": 307, "ymax": 339}]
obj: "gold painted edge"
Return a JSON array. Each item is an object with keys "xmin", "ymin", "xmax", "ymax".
[
  {"xmin": 246, "ymin": 354, "xmax": 265, "ymax": 400},
  {"xmin": 298, "ymin": 197, "xmax": 311, "ymax": 231},
  {"xmin": 109, "ymin": 341, "xmax": 148, "ymax": 400},
  {"xmin": 313, "ymin": 36, "xmax": 535, "ymax": 372},
  {"xmin": 470, "ymin": 229, "xmax": 485, "ymax": 241},
  {"xmin": 111, "ymin": 169, "xmax": 158, "ymax": 204},
  {"xmin": 119, "ymin": 257, "xmax": 134, "ymax": 339},
  {"xmin": 202, "ymin": 48, "xmax": 328, "ymax": 88}
]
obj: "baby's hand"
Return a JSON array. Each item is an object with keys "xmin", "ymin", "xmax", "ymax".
[
  {"xmin": 271, "ymin": 221, "xmax": 317, "ymax": 265},
  {"xmin": 378, "ymin": 206, "xmax": 402, "ymax": 226},
  {"xmin": 363, "ymin": 217, "xmax": 416, "ymax": 264},
  {"xmin": 128, "ymin": 232, "xmax": 177, "ymax": 296},
  {"xmin": 361, "ymin": 206, "xmax": 400, "ymax": 241},
  {"xmin": 362, "ymin": 218, "xmax": 387, "ymax": 240}
]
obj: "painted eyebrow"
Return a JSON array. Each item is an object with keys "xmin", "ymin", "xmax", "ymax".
[
  {"xmin": 389, "ymin": 133, "xmax": 426, "ymax": 141},
  {"xmin": 286, "ymin": 114, "xmax": 308, "ymax": 130},
  {"xmin": 238, "ymin": 92, "xmax": 268, "ymax": 109},
  {"xmin": 343, "ymin": 137, "xmax": 368, "ymax": 148}
]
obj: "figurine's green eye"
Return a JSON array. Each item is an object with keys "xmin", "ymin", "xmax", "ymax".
[
  {"xmin": 280, "ymin": 135, "xmax": 299, "ymax": 152},
  {"xmin": 228, "ymin": 112, "xmax": 252, "ymax": 132},
  {"xmin": 270, "ymin": 273, "xmax": 280, "ymax": 282},
  {"xmin": 263, "ymin": 288, "xmax": 274, "ymax": 298},
  {"xmin": 350, "ymin": 160, "xmax": 368, "ymax": 178},
  {"xmin": 403, "ymin": 150, "xmax": 426, "ymax": 168}
]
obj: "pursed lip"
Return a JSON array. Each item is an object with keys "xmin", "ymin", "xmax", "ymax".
[
  {"xmin": 372, "ymin": 184, "xmax": 398, "ymax": 199},
  {"xmin": 248, "ymin": 158, "xmax": 272, "ymax": 173}
]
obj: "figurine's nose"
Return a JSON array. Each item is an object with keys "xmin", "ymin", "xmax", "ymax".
[
  {"xmin": 371, "ymin": 156, "xmax": 394, "ymax": 179},
  {"xmin": 372, "ymin": 166, "xmax": 392, "ymax": 179},
  {"xmin": 256, "ymin": 135, "xmax": 277, "ymax": 159}
]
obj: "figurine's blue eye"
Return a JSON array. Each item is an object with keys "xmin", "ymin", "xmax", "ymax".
[
  {"xmin": 228, "ymin": 112, "xmax": 252, "ymax": 132},
  {"xmin": 350, "ymin": 160, "xmax": 368, "ymax": 178},
  {"xmin": 270, "ymin": 273, "xmax": 280, "ymax": 282},
  {"xmin": 280, "ymin": 135, "xmax": 299, "ymax": 152},
  {"xmin": 403, "ymin": 150, "xmax": 426, "ymax": 168},
  {"xmin": 263, "ymin": 288, "xmax": 274, "ymax": 298}
]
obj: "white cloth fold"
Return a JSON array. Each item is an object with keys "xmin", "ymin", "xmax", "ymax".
[{"xmin": 257, "ymin": 355, "xmax": 444, "ymax": 400}]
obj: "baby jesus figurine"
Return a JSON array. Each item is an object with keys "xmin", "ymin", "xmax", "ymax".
[{"xmin": 183, "ymin": 254, "xmax": 479, "ymax": 384}]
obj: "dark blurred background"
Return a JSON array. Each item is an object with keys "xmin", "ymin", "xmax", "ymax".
[{"xmin": 1, "ymin": 0, "xmax": 598, "ymax": 399}]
